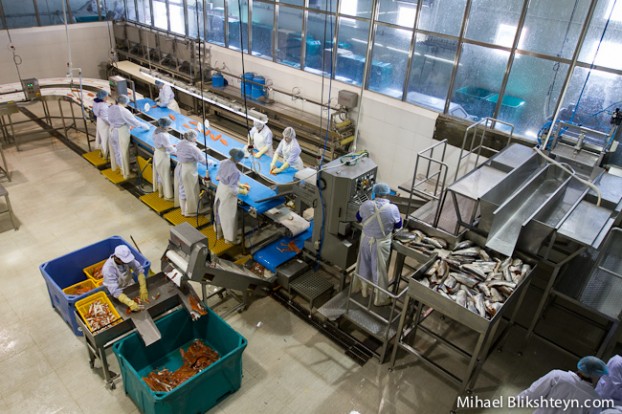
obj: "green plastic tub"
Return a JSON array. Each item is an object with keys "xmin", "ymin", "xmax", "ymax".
[{"xmin": 113, "ymin": 307, "xmax": 247, "ymax": 414}]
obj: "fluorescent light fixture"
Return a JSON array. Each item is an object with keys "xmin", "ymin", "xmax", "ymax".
[
  {"xmin": 386, "ymin": 46, "xmax": 409, "ymax": 54},
  {"xmin": 494, "ymin": 24, "xmax": 527, "ymax": 49},
  {"xmin": 397, "ymin": 4, "xmax": 416, "ymax": 27},
  {"xmin": 140, "ymin": 69, "xmax": 268, "ymax": 124},
  {"xmin": 414, "ymin": 52, "xmax": 457, "ymax": 65}
]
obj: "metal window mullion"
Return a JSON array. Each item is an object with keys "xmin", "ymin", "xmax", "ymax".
[
  {"xmin": 402, "ymin": 0, "xmax": 423, "ymax": 101},
  {"xmin": 443, "ymin": 0, "xmax": 472, "ymax": 115},
  {"xmin": 149, "ymin": 0, "xmax": 155, "ymax": 26},
  {"xmin": 0, "ymin": 1, "xmax": 8, "ymax": 29},
  {"xmin": 248, "ymin": 0, "xmax": 253, "ymax": 53},
  {"xmin": 33, "ymin": 0, "xmax": 42, "ymax": 26},
  {"xmin": 271, "ymin": 3, "xmax": 279, "ymax": 62},
  {"xmin": 98, "ymin": 0, "xmax": 104, "ymax": 21},
  {"xmin": 165, "ymin": 0, "xmax": 171, "ymax": 32},
  {"xmin": 492, "ymin": 0, "xmax": 530, "ymax": 120},
  {"xmin": 300, "ymin": 6, "xmax": 307, "ymax": 68},
  {"xmin": 65, "ymin": 0, "xmax": 74, "ymax": 24},
  {"xmin": 223, "ymin": 0, "xmax": 229, "ymax": 47},
  {"xmin": 363, "ymin": 19, "xmax": 378, "ymax": 89},
  {"xmin": 183, "ymin": 0, "xmax": 189, "ymax": 36},
  {"xmin": 330, "ymin": 10, "xmax": 341, "ymax": 81}
]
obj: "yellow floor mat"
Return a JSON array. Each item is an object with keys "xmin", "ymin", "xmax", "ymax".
[
  {"xmin": 136, "ymin": 156, "xmax": 153, "ymax": 185},
  {"xmin": 199, "ymin": 226, "xmax": 236, "ymax": 256},
  {"xmin": 163, "ymin": 208, "xmax": 209, "ymax": 228},
  {"xmin": 139, "ymin": 192, "xmax": 175, "ymax": 215},
  {"xmin": 101, "ymin": 168, "xmax": 127, "ymax": 184},
  {"xmin": 82, "ymin": 150, "xmax": 108, "ymax": 169}
]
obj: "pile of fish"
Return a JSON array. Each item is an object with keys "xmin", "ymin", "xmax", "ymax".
[
  {"xmin": 91, "ymin": 263, "xmax": 104, "ymax": 280},
  {"xmin": 85, "ymin": 299, "xmax": 120, "ymax": 331},
  {"xmin": 143, "ymin": 339, "xmax": 219, "ymax": 392},
  {"xmin": 398, "ymin": 230, "xmax": 531, "ymax": 320}
]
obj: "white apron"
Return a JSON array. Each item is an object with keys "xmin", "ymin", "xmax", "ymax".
[
  {"xmin": 214, "ymin": 183, "xmax": 238, "ymax": 242},
  {"xmin": 282, "ymin": 140, "xmax": 304, "ymax": 170},
  {"xmin": 153, "ymin": 148, "xmax": 173, "ymax": 199},
  {"xmin": 118, "ymin": 125, "xmax": 132, "ymax": 178},
  {"xmin": 167, "ymin": 100, "xmax": 180, "ymax": 113},
  {"xmin": 254, "ymin": 131, "xmax": 273, "ymax": 157},
  {"xmin": 109, "ymin": 125, "xmax": 120, "ymax": 172},
  {"xmin": 355, "ymin": 203, "xmax": 393, "ymax": 306},
  {"xmin": 174, "ymin": 162, "xmax": 199, "ymax": 216},
  {"xmin": 96, "ymin": 117, "xmax": 110, "ymax": 158}
]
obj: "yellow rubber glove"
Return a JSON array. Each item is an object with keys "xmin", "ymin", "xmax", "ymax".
[
  {"xmin": 118, "ymin": 293, "xmax": 141, "ymax": 312},
  {"xmin": 254, "ymin": 146, "xmax": 267, "ymax": 158},
  {"xmin": 138, "ymin": 273, "xmax": 148, "ymax": 302},
  {"xmin": 274, "ymin": 161, "xmax": 289, "ymax": 174},
  {"xmin": 270, "ymin": 156, "xmax": 277, "ymax": 171},
  {"xmin": 239, "ymin": 185, "xmax": 249, "ymax": 195}
]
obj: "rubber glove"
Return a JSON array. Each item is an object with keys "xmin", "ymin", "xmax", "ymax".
[
  {"xmin": 270, "ymin": 155, "xmax": 277, "ymax": 171},
  {"xmin": 138, "ymin": 273, "xmax": 149, "ymax": 302},
  {"xmin": 274, "ymin": 162, "xmax": 289, "ymax": 174},
  {"xmin": 118, "ymin": 293, "xmax": 141, "ymax": 312},
  {"xmin": 254, "ymin": 146, "xmax": 267, "ymax": 158}
]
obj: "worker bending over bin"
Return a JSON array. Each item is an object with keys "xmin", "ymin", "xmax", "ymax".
[
  {"xmin": 248, "ymin": 120, "xmax": 273, "ymax": 158},
  {"xmin": 103, "ymin": 245, "xmax": 148, "ymax": 312},
  {"xmin": 92, "ymin": 89, "xmax": 110, "ymax": 159},
  {"xmin": 271, "ymin": 126, "xmax": 303, "ymax": 174},
  {"xmin": 214, "ymin": 148, "xmax": 250, "ymax": 244},
  {"xmin": 108, "ymin": 94, "xmax": 150, "ymax": 179},
  {"xmin": 597, "ymin": 355, "xmax": 622, "ymax": 406},
  {"xmin": 174, "ymin": 130, "xmax": 213, "ymax": 217},
  {"xmin": 152, "ymin": 117, "xmax": 176, "ymax": 200},
  {"xmin": 518, "ymin": 355, "xmax": 609, "ymax": 413},
  {"xmin": 155, "ymin": 80, "xmax": 180, "ymax": 113},
  {"xmin": 354, "ymin": 183, "xmax": 402, "ymax": 306}
]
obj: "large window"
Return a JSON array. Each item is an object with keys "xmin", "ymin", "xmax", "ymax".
[
  {"xmin": 407, "ymin": 34, "xmax": 457, "ymax": 112},
  {"xmin": 378, "ymin": 0, "xmax": 416, "ymax": 27},
  {"xmin": 368, "ymin": 25, "xmax": 412, "ymax": 98},
  {"xmin": 206, "ymin": 1, "xmax": 225, "ymax": 45},
  {"xmin": 252, "ymin": 1, "xmax": 274, "ymax": 59},
  {"xmin": 465, "ymin": 0, "xmax": 523, "ymax": 47},
  {"xmin": 228, "ymin": 0, "xmax": 249, "ymax": 51},
  {"xmin": 579, "ymin": 0, "xmax": 622, "ymax": 70},
  {"xmin": 419, "ymin": 0, "xmax": 466, "ymax": 36},
  {"xmin": 169, "ymin": 0, "xmax": 185, "ymax": 35},
  {"xmin": 304, "ymin": 11, "xmax": 335, "ymax": 75},
  {"xmin": 153, "ymin": 0, "xmax": 168, "ymax": 31},
  {"xmin": 335, "ymin": 17, "xmax": 370, "ymax": 86},
  {"xmin": 276, "ymin": 6, "xmax": 303, "ymax": 67},
  {"xmin": 451, "ymin": 43, "xmax": 510, "ymax": 120},
  {"xmin": 136, "ymin": 0, "xmax": 152, "ymax": 26},
  {"xmin": 39, "ymin": 0, "xmax": 67, "ymax": 26},
  {"xmin": 3, "ymin": 0, "xmax": 38, "ymax": 28}
]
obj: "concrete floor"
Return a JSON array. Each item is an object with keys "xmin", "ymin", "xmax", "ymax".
[{"xmin": 0, "ymin": 126, "xmax": 601, "ymax": 414}]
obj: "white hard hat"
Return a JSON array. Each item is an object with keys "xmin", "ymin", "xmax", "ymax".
[{"xmin": 114, "ymin": 245, "xmax": 135, "ymax": 264}]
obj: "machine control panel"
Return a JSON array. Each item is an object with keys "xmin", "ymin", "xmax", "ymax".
[
  {"xmin": 21, "ymin": 78, "xmax": 41, "ymax": 100},
  {"xmin": 109, "ymin": 75, "xmax": 128, "ymax": 100},
  {"xmin": 353, "ymin": 171, "xmax": 376, "ymax": 195}
]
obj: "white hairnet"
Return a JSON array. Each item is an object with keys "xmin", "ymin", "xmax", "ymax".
[
  {"xmin": 183, "ymin": 130, "xmax": 198, "ymax": 141},
  {"xmin": 117, "ymin": 95, "xmax": 130, "ymax": 105},
  {"xmin": 253, "ymin": 120, "xmax": 264, "ymax": 129},
  {"xmin": 283, "ymin": 127, "xmax": 295, "ymax": 140}
]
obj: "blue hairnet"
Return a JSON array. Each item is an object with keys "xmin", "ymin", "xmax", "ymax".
[
  {"xmin": 96, "ymin": 89, "xmax": 109, "ymax": 100},
  {"xmin": 578, "ymin": 356, "xmax": 608, "ymax": 377},
  {"xmin": 283, "ymin": 127, "xmax": 296, "ymax": 140},
  {"xmin": 183, "ymin": 130, "xmax": 197, "ymax": 141},
  {"xmin": 117, "ymin": 95, "xmax": 129, "ymax": 105},
  {"xmin": 373, "ymin": 183, "xmax": 391, "ymax": 196},
  {"xmin": 229, "ymin": 148, "xmax": 244, "ymax": 161},
  {"xmin": 157, "ymin": 117, "xmax": 172, "ymax": 128},
  {"xmin": 155, "ymin": 80, "xmax": 164, "ymax": 87}
]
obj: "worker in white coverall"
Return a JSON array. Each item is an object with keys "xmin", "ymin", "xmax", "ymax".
[
  {"xmin": 214, "ymin": 148, "xmax": 250, "ymax": 244},
  {"xmin": 108, "ymin": 94, "xmax": 150, "ymax": 178},
  {"xmin": 103, "ymin": 245, "xmax": 148, "ymax": 312},
  {"xmin": 597, "ymin": 355, "xmax": 622, "ymax": 406},
  {"xmin": 355, "ymin": 183, "xmax": 402, "ymax": 306},
  {"xmin": 270, "ymin": 126, "xmax": 304, "ymax": 174},
  {"xmin": 174, "ymin": 130, "xmax": 214, "ymax": 217},
  {"xmin": 248, "ymin": 120, "xmax": 273, "ymax": 158},
  {"xmin": 152, "ymin": 117, "xmax": 176, "ymax": 200},
  {"xmin": 92, "ymin": 89, "xmax": 110, "ymax": 159},
  {"xmin": 518, "ymin": 355, "xmax": 609, "ymax": 414},
  {"xmin": 155, "ymin": 80, "xmax": 181, "ymax": 113}
]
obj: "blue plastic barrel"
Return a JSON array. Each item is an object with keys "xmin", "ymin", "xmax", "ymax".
[
  {"xmin": 251, "ymin": 75, "xmax": 266, "ymax": 100},
  {"xmin": 212, "ymin": 72, "xmax": 224, "ymax": 88},
  {"xmin": 241, "ymin": 72, "xmax": 254, "ymax": 98}
]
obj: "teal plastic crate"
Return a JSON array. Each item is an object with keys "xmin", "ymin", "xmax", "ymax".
[{"xmin": 113, "ymin": 307, "xmax": 247, "ymax": 414}]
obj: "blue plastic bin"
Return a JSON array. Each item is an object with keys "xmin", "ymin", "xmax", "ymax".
[
  {"xmin": 113, "ymin": 308, "xmax": 247, "ymax": 414},
  {"xmin": 39, "ymin": 236, "xmax": 151, "ymax": 336},
  {"xmin": 241, "ymin": 72, "xmax": 255, "ymax": 99},
  {"xmin": 212, "ymin": 72, "xmax": 225, "ymax": 88},
  {"xmin": 251, "ymin": 75, "xmax": 266, "ymax": 100}
]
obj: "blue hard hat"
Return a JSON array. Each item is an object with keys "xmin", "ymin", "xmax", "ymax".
[
  {"xmin": 229, "ymin": 148, "xmax": 244, "ymax": 162},
  {"xmin": 578, "ymin": 356, "xmax": 608, "ymax": 377},
  {"xmin": 96, "ymin": 89, "xmax": 109, "ymax": 100},
  {"xmin": 117, "ymin": 94, "xmax": 129, "ymax": 105},
  {"xmin": 373, "ymin": 183, "xmax": 391, "ymax": 196},
  {"xmin": 157, "ymin": 117, "xmax": 172, "ymax": 128}
]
